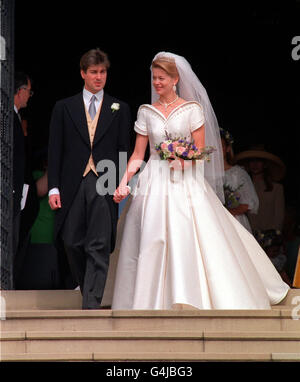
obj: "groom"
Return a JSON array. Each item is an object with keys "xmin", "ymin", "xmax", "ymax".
[{"xmin": 48, "ymin": 48, "xmax": 131, "ymax": 309}]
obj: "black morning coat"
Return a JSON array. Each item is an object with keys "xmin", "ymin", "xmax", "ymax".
[
  {"xmin": 13, "ymin": 111, "xmax": 25, "ymax": 218},
  {"xmin": 48, "ymin": 92, "xmax": 132, "ymax": 252}
]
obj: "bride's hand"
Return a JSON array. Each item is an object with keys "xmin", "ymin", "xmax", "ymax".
[
  {"xmin": 168, "ymin": 157, "xmax": 191, "ymax": 171},
  {"xmin": 168, "ymin": 158, "xmax": 182, "ymax": 171},
  {"xmin": 113, "ymin": 185, "xmax": 130, "ymax": 204}
]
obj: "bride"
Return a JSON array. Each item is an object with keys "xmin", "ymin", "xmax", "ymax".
[{"xmin": 111, "ymin": 52, "xmax": 289, "ymax": 310}]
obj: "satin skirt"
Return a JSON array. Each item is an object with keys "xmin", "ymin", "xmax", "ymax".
[{"xmin": 112, "ymin": 159, "xmax": 289, "ymax": 310}]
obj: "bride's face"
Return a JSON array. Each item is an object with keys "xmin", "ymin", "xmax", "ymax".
[{"xmin": 152, "ymin": 68, "xmax": 175, "ymax": 97}]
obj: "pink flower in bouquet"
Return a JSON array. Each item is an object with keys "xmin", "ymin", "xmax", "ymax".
[
  {"xmin": 172, "ymin": 141, "xmax": 180, "ymax": 149},
  {"xmin": 175, "ymin": 146, "xmax": 186, "ymax": 156},
  {"xmin": 187, "ymin": 150, "xmax": 195, "ymax": 159},
  {"xmin": 161, "ymin": 142, "xmax": 168, "ymax": 150}
]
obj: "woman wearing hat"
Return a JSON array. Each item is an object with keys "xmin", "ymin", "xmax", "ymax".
[{"xmin": 235, "ymin": 145, "xmax": 286, "ymax": 233}]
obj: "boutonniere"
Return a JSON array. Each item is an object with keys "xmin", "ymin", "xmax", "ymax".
[{"xmin": 111, "ymin": 103, "xmax": 120, "ymax": 113}]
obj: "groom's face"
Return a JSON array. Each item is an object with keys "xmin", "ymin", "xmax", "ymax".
[{"xmin": 81, "ymin": 64, "xmax": 107, "ymax": 94}]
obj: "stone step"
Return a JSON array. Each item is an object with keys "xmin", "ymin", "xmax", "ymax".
[
  {"xmin": 1, "ymin": 288, "xmax": 299, "ymax": 311},
  {"xmin": 1, "ymin": 289, "xmax": 299, "ymax": 362},
  {"xmin": 2, "ymin": 352, "xmax": 300, "ymax": 362},
  {"xmin": 204, "ymin": 331, "xmax": 300, "ymax": 353},
  {"xmin": 1, "ymin": 290, "xmax": 83, "ymax": 311},
  {"xmin": 1, "ymin": 308, "xmax": 300, "ymax": 332},
  {"xmin": 0, "ymin": 330, "xmax": 204, "ymax": 354},
  {"xmin": 1, "ymin": 330, "xmax": 300, "ymax": 355}
]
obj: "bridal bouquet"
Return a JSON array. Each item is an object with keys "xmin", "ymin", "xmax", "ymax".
[
  {"xmin": 223, "ymin": 184, "xmax": 243, "ymax": 209},
  {"xmin": 155, "ymin": 133, "xmax": 215, "ymax": 162}
]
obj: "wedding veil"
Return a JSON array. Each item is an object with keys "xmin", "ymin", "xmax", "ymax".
[{"xmin": 151, "ymin": 52, "xmax": 225, "ymax": 203}]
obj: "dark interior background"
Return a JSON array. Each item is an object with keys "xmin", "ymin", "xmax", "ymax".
[{"xmin": 14, "ymin": 1, "xmax": 300, "ymax": 211}]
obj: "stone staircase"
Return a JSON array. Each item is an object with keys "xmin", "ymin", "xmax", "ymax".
[{"xmin": 1, "ymin": 289, "xmax": 300, "ymax": 361}]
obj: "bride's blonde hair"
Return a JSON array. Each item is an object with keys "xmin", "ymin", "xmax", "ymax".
[{"xmin": 152, "ymin": 57, "xmax": 179, "ymax": 79}]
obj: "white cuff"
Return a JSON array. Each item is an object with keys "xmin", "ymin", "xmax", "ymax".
[{"xmin": 49, "ymin": 187, "xmax": 60, "ymax": 196}]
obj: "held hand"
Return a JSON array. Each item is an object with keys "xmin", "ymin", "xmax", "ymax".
[
  {"xmin": 49, "ymin": 194, "xmax": 62, "ymax": 210},
  {"xmin": 113, "ymin": 185, "xmax": 130, "ymax": 204}
]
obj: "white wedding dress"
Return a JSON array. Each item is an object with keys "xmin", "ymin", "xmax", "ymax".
[{"xmin": 111, "ymin": 102, "xmax": 289, "ymax": 310}]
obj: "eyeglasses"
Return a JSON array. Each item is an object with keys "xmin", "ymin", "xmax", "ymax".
[{"xmin": 19, "ymin": 86, "xmax": 34, "ymax": 96}]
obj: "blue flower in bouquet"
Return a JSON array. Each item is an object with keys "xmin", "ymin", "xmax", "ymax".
[{"xmin": 168, "ymin": 143, "xmax": 174, "ymax": 152}]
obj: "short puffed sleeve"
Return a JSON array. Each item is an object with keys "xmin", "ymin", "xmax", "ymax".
[
  {"xmin": 134, "ymin": 106, "xmax": 148, "ymax": 136},
  {"xmin": 190, "ymin": 103, "xmax": 205, "ymax": 132}
]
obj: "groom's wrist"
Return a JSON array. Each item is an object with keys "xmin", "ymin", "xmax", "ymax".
[{"xmin": 49, "ymin": 187, "xmax": 60, "ymax": 196}]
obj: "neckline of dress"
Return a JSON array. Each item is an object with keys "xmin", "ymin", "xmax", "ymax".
[{"xmin": 144, "ymin": 101, "xmax": 200, "ymax": 121}]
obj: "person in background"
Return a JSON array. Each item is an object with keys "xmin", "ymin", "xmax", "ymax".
[
  {"xmin": 13, "ymin": 72, "xmax": 32, "ymax": 255},
  {"xmin": 255, "ymin": 229, "xmax": 292, "ymax": 286},
  {"xmin": 235, "ymin": 145, "xmax": 286, "ymax": 233},
  {"xmin": 220, "ymin": 128, "xmax": 259, "ymax": 233},
  {"xmin": 16, "ymin": 148, "xmax": 75, "ymax": 290},
  {"xmin": 13, "ymin": 72, "xmax": 39, "ymax": 287},
  {"xmin": 30, "ymin": 149, "xmax": 54, "ymax": 244}
]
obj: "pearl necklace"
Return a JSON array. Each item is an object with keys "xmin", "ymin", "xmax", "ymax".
[{"xmin": 158, "ymin": 95, "xmax": 178, "ymax": 110}]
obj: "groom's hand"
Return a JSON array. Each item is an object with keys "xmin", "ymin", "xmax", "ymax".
[
  {"xmin": 113, "ymin": 185, "xmax": 130, "ymax": 204},
  {"xmin": 49, "ymin": 194, "xmax": 62, "ymax": 210}
]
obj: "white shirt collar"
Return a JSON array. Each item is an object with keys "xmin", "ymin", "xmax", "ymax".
[
  {"xmin": 83, "ymin": 88, "xmax": 104, "ymax": 106},
  {"xmin": 14, "ymin": 104, "xmax": 19, "ymax": 114}
]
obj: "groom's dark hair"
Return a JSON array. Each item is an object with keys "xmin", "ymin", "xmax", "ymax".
[{"xmin": 80, "ymin": 48, "xmax": 110, "ymax": 72}]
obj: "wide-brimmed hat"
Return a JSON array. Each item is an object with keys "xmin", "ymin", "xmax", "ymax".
[{"xmin": 234, "ymin": 144, "xmax": 286, "ymax": 181}]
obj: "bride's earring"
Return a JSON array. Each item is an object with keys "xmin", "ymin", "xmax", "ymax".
[{"xmin": 173, "ymin": 84, "xmax": 176, "ymax": 92}]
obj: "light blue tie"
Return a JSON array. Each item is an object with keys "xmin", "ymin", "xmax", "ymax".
[{"xmin": 89, "ymin": 95, "xmax": 97, "ymax": 120}]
